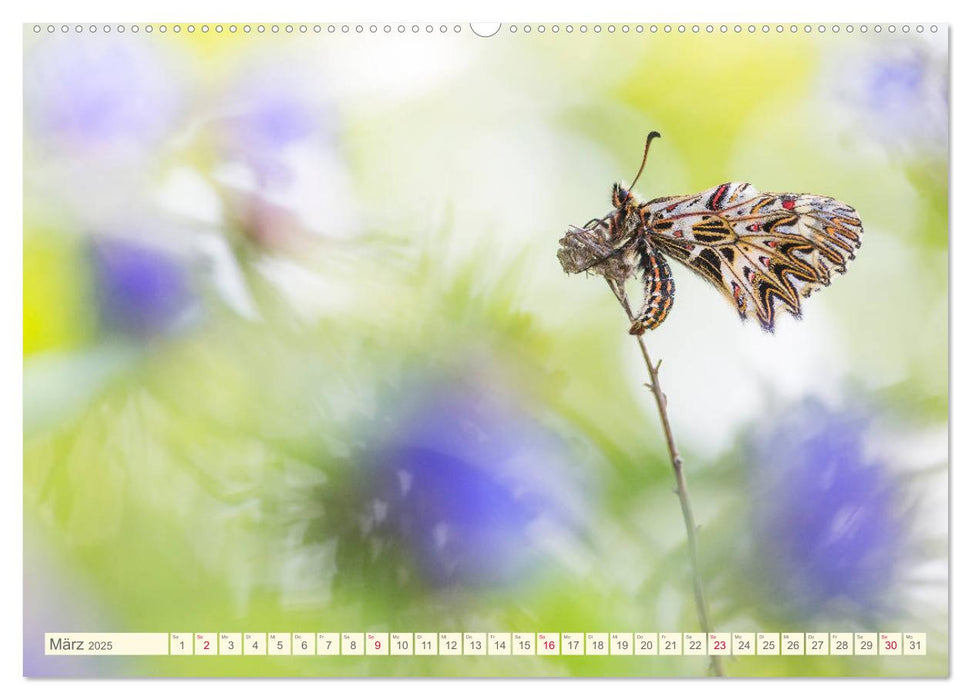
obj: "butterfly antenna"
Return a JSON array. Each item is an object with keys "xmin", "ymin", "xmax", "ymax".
[{"xmin": 628, "ymin": 131, "xmax": 661, "ymax": 192}]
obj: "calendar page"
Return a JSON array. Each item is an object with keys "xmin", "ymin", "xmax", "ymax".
[{"xmin": 22, "ymin": 21, "xmax": 948, "ymax": 678}]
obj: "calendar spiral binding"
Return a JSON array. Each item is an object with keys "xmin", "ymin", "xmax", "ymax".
[{"xmin": 28, "ymin": 23, "xmax": 942, "ymax": 36}]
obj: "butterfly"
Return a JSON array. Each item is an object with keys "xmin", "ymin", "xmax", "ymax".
[{"xmin": 558, "ymin": 132, "xmax": 864, "ymax": 334}]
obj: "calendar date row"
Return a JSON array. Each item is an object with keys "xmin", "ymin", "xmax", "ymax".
[{"xmin": 47, "ymin": 632, "xmax": 927, "ymax": 657}]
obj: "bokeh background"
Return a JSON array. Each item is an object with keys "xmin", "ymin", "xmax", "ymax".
[{"xmin": 23, "ymin": 23, "xmax": 948, "ymax": 677}]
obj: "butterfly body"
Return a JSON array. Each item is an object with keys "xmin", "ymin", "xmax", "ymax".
[{"xmin": 561, "ymin": 179, "xmax": 863, "ymax": 334}]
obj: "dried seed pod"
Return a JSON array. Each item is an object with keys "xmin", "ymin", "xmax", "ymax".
[{"xmin": 557, "ymin": 226, "xmax": 633, "ymax": 284}]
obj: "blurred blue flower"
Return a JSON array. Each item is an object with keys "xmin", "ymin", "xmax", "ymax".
[
  {"xmin": 352, "ymin": 375, "xmax": 589, "ymax": 589},
  {"xmin": 211, "ymin": 66, "xmax": 337, "ymax": 186},
  {"xmin": 24, "ymin": 549, "xmax": 121, "ymax": 677},
  {"xmin": 91, "ymin": 238, "xmax": 195, "ymax": 338},
  {"xmin": 228, "ymin": 88, "xmax": 317, "ymax": 151},
  {"xmin": 746, "ymin": 402, "xmax": 905, "ymax": 618},
  {"xmin": 24, "ymin": 37, "xmax": 181, "ymax": 151},
  {"xmin": 829, "ymin": 43, "xmax": 947, "ymax": 159},
  {"xmin": 207, "ymin": 64, "xmax": 359, "ymax": 242}
]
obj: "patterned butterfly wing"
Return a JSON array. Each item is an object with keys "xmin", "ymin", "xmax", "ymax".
[{"xmin": 642, "ymin": 182, "xmax": 863, "ymax": 331}]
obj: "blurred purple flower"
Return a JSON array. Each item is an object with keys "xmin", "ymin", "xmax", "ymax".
[
  {"xmin": 229, "ymin": 89, "xmax": 317, "ymax": 150},
  {"xmin": 206, "ymin": 65, "xmax": 359, "ymax": 241},
  {"xmin": 24, "ymin": 549, "xmax": 121, "ymax": 677},
  {"xmin": 356, "ymin": 376, "xmax": 588, "ymax": 589},
  {"xmin": 747, "ymin": 402, "xmax": 905, "ymax": 617},
  {"xmin": 829, "ymin": 43, "xmax": 947, "ymax": 158},
  {"xmin": 212, "ymin": 67, "xmax": 337, "ymax": 187},
  {"xmin": 91, "ymin": 238, "xmax": 195, "ymax": 338},
  {"xmin": 24, "ymin": 37, "xmax": 181, "ymax": 151}
]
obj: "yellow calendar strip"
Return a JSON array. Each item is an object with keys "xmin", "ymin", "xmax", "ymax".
[{"xmin": 44, "ymin": 632, "xmax": 928, "ymax": 656}]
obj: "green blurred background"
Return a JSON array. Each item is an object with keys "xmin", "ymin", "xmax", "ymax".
[{"xmin": 23, "ymin": 24, "xmax": 948, "ymax": 677}]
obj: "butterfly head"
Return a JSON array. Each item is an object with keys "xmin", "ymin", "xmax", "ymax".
[
  {"xmin": 611, "ymin": 183, "xmax": 643, "ymax": 233},
  {"xmin": 611, "ymin": 183, "xmax": 633, "ymax": 209}
]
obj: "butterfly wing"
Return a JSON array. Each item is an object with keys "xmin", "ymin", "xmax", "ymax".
[{"xmin": 642, "ymin": 182, "xmax": 863, "ymax": 331}]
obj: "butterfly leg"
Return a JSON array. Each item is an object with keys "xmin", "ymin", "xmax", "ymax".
[{"xmin": 629, "ymin": 240, "xmax": 675, "ymax": 335}]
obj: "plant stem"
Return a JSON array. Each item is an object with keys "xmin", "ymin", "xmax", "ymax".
[{"xmin": 607, "ymin": 280, "xmax": 725, "ymax": 677}]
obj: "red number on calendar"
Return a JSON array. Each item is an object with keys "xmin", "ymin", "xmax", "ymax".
[
  {"xmin": 885, "ymin": 640, "xmax": 897, "ymax": 651},
  {"xmin": 203, "ymin": 641, "xmax": 210, "ymax": 650},
  {"xmin": 544, "ymin": 640, "xmax": 556, "ymax": 650},
  {"xmin": 714, "ymin": 640, "xmax": 726, "ymax": 650},
  {"xmin": 375, "ymin": 641, "xmax": 381, "ymax": 650}
]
